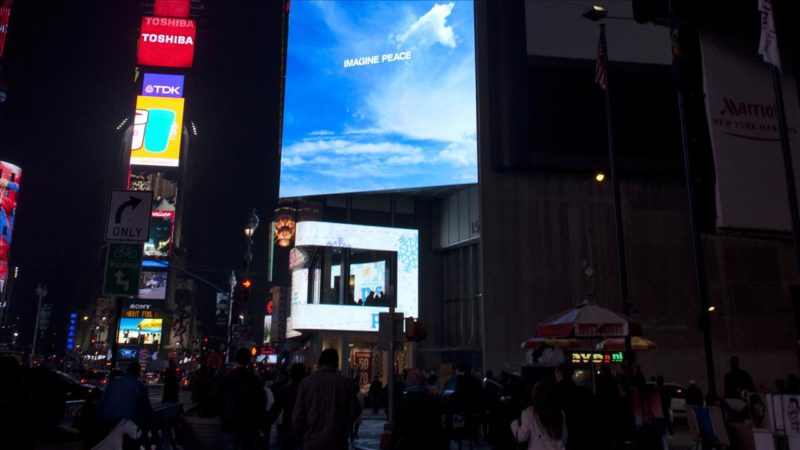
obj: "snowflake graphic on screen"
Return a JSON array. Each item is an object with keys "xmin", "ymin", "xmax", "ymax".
[{"xmin": 398, "ymin": 235, "xmax": 418, "ymax": 273}]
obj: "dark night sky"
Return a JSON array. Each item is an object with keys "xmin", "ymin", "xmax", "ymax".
[{"xmin": 0, "ymin": 1, "xmax": 284, "ymax": 351}]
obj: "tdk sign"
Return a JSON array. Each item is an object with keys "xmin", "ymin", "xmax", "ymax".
[{"xmin": 142, "ymin": 73, "xmax": 185, "ymax": 98}]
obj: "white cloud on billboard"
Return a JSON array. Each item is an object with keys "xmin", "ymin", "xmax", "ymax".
[{"xmin": 393, "ymin": 2, "xmax": 457, "ymax": 49}]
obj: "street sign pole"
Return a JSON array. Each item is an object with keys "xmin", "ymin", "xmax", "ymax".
[{"xmin": 110, "ymin": 296, "xmax": 123, "ymax": 369}]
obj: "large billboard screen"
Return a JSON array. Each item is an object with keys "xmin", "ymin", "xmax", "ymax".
[
  {"xmin": 289, "ymin": 221, "xmax": 418, "ymax": 332},
  {"xmin": 117, "ymin": 318, "xmax": 163, "ymax": 345},
  {"xmin": 0, "ymin": 161, "xmax": 20, "ymax": 293},
  {"xmin": 279, "ymin": 1, "xmax": 477, "ymax": 198},
  {"xmin": 137, "ymin": 16, "xmax": 196, "ymax": 68},
  {"xmin": 131, "ymin": 96, "xmax": 184, "ymax": 167},
  {"xmin": 0, "ymin": 0, "xmax": 13, "ymax": 58}
]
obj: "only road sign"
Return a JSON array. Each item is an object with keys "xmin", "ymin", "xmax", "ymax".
[
  {"xmin": 103, "ymin": 242, "xmax": 143, "ymax": 297},
  {"xmin": 105, "ymin": 190, "xmax": 153, "ymax": 242}
]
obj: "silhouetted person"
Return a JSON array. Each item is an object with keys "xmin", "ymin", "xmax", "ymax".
[
  {"xmin": 369, "ymin": 375, "xmax": 383, "ymax": 414},
  {"xmin": 267, "ymin": 363, "xmax": 306, "ymax": 450},
  {"xmin": 554, "ymin": 364, "xmax": 594, "ymax": 450},
  {"xmin": 595, "ymin": 365, "xmax": 625, "ymax": 449},
  {"xmin": 96, "ymin": 362, "xmax": 152, "ymax": 429},
  {"xmin": 511, "ymin": 382, "xmax": 567, "ymax": 449},
  {"xmin": 0, "ymin": 356, "xmax": 37, "ymax": 450},
  {"xmin": 394, "ymin": 369, "xmax": 443, "ymax": 449},
  {"xmin": 787, "ymin": 374, "xmax": 800, "ymax": 394},
  {"xmin": 190, "ymin": 353, "xmax": 221, "ymax": 417},
  {"xmin": 217, "ymin": 348, "xmax": 266, "ymax": 450},
  {"xmin": 365, "ymin": 291, "xmax": 376, "ymax": 306},
  {"xmin": 162, "ymin": 358, "xmax": 179, "ymax": 403},
  {"xmin": 292, "ymin": 349, "xmax": 361, "ymax": 450},
  {"xmin": 631, "ymin": 364, "xmax": 647, "ymax": 388},
  {"xmin": 724, "ymin": 355, "xmax": 755, "ymax": 399},
  {"xmin": 685, "ymin": 380, "xmax": 704, "ymax": 407}
]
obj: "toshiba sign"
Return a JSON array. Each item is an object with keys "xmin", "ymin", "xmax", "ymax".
[{"xmin": 137, "ymin": 16, "xmax": 196, "ymax": 69}]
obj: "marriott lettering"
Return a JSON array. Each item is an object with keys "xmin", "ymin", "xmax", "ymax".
[{"xmin": 719, "ymin": 97, "xmax": 775, "ymax": 118}]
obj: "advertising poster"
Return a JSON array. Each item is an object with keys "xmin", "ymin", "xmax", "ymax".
[
  {"xmin": 0, "ymin": 161, "xmax": 21, "ymax": 294},
  {"xmin": 137, "ymin": 16, "xmax": 196, "ymax": 68},
  {"xmin": 280, "ymin": 1, "xmax": 477, "ymax": 197},
  {"xmin": 131, "ymin": 95, "xmax": 184, "ymax": 167},
  {"xmin": 117, "ymin": 317, "xmax": 163, "ymax": 345},
  {"xmin": 748, "ymin": 392, "xmax": 773, "ymax": 432},
  {"xmin": 129, "ymin": 170, "xmax": 177, "ymax": 211},
  {"xmin": 138, "ymin": 270, "xmax": 167, "ymax": 300},
  {"xmin": 700, "ymin": 32, "xmax": 800, "ymax": 231},
  {"xmin": 353, "ymin": 350, "xmax": 373, "ymax": 388},
  {"xmin": 215, "ymin": 293, "xmax": 229, "ymax": 327},
  {"xmin": 143, "ymin": 210, "xmax": 174, "ymax": 262},
  {"xmin": 784, "ymin": 395, "xmax": 800, "ymax": 437}
]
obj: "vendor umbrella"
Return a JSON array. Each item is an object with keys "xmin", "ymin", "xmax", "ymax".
[
  {"xmin": 535, "ymin": 301, "xmax": 643, "ymax": 338},
  {"xmin": 520, "ymin": 336, "xmax": 584, "ymax": 350},
  {"xmin": 596, "ymin": 336, "xmax": 656, "ymax": 351}
]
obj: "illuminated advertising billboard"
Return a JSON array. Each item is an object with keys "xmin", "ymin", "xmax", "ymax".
[
  {"xmin": 154, "ymin": 0, "xmax": 190, "ymax": 18},
  {"xmin": 279, "ymin": 1, "xmax": 477, "ymax": 198},
  {"xmin": 142, "ymin": 73, "xmax": 185, "ymax": 98},
  {"xmin": 0, "ymin": 161, "xmax": 20, "ymax": 293},
  {"xmin": 129, "ymin": 170, "xmax": 178, "ymax": 211},
  {"xmin": 0, "ymin": 0, "xmax": 13, "ymax": 58},
  {"xmin": 289, "ymin": 221, "xmax": 418, "ymax": 332},
  {"xmin": 117, "ymin": 317, "xmax": 163, "ymax": 345},
  {"xmin": 139, "ymin": 270, "xmax": 167, "ymax": 299},
  {"xmin": 144, "ymin": 210, "xmax": 174, "ymax": 262},
  {"xmin": 137, "ymin": 16, "xmax": 196, "ymax": 68},
  {"xmin": 131, "ymin": 95, "xmax": 184, "ymax": 167}
]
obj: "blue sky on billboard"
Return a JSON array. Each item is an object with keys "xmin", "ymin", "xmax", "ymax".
[{"xmin": 280, "ymin": 1, "xmax": 477, "ymax": 198}]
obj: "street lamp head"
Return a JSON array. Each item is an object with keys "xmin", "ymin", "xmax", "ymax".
[
  {"xmin": 244, "ymin": 208, "xmax": 260, "ymax": 238},
  {"xmin": 228, "ymin": 270, "xmax": 237, "ymax": 290},
  {"xmin": 583, "ymin": 5, "xmax": 608, "ymax": 22}
]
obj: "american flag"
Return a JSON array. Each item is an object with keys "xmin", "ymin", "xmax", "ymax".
[{"xmin": 595, "ymin": 26, "xmax": 608, "ymax": 90}]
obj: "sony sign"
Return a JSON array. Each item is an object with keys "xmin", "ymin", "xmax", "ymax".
[
  {"xmin": 142, "ymin": 73, "xmax": 185, "ymax": 98},
  {"xmin": 129, "ymin": 303, "xmax": 152, "ymax": 310}
]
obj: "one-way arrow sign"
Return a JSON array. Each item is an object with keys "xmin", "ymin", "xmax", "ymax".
[{"xmin": 105, "ymin": 190, "xmax": 153, "ymax": 242}]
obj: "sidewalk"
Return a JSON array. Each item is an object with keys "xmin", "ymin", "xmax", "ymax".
[{"xmin": 352, "ymin": 412, "xmax": 696, "ymax": 450}]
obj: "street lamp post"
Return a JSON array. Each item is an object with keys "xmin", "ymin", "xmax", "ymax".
[
  {"xmin": 31, "ymin": 283, "xmax": 47, "ymax": 364},
  {"xmin": 226, "ymin": 270, "xmax": 237, "ymax": 364}
]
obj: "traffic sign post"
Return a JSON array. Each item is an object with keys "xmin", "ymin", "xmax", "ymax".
[
  {"xmin": 103, "ymin": 242, "xmax": 143, "ymax": 297},
  {"xmin": 105, "ymin": 190, "xmax": 153, "ymax": 242}
]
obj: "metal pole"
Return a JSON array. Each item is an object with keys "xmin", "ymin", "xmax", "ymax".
[
  {"xmin": 599, "ymin": 24, "xmax": 634, "ymax": 386},
  {"xmin": 676, "ymin": 92, "xmax": 717, "ymax": 396},
  {"xmin": 31, "ymin": 284, "xmax": 45, "ymax": 364},
  {"xmin": 226, "ymin": 270, "xmax": 236, "ymax": 364},
  {"xmin": 388, "ymin": 198, "xmax": 397, "ymax": 426},
  {"xmin": 772, "ymin": 66, "xmax": 800, "ymax": 274},
  {"xmin": 110, "ymin": 296, "xmax": 123, "ymax": 369}
]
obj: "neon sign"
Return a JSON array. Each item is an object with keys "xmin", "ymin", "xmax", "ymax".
[{"xmin": 569, "ymin": 351, "xmax": 625, "ymax": 365}]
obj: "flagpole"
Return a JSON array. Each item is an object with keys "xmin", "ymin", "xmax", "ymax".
[
  {"xmin": 597, "ymin": 23, "xmax": 634, "ymax": 387},
  {"xmin": 771, "ymin": 66, "xmax": 800, "ymax": 274}
]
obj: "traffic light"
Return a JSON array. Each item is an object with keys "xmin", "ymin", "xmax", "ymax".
[{"xmin": 241, "ymin": 279, "xmax": 252, "ymax": 303}]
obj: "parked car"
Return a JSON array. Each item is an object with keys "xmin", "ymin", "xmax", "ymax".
[{"xmin": 80, "ymin": 370, "xmax": 109, "ymax": 388}]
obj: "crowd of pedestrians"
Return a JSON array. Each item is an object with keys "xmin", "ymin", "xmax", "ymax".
[{"xmin": 2, "ymin": 349, "xmax": 799, "ymax": 449}]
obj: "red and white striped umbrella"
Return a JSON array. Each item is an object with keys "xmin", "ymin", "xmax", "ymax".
[{"xmin": 535, "ymin": 301, "xmax": 643, "ymax": 338}]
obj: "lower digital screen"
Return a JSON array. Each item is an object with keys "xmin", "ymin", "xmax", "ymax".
[
  {"xmin": 118, "ymin": 348, "xmax": 139, "ymax": 361},
  {"xmin": 117, "ymin": 318, "xmax": 163, "ymax": 345},
  {"xmin": 289, "ymin": 221, "xmax": 418, "ymax": 332}
]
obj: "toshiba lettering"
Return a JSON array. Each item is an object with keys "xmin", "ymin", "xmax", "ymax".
[
  {"xmin": 141, "ymin": 34, "xmax": 194, "ymax": 45},
  {"xmin": 143, "ymin": 17, "xmax": 195, "ymax": 28}
]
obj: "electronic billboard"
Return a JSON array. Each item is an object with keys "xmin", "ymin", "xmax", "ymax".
[
  {"xmin": 117, "ymin": 318, "xmax": 163, "ymax": 345},
  {"xmin": 288, "ymin": 221, "xmax": 418, "ymax": 332},
  {"xmin": 131, "ymin": 96, "xmax": 184, "ymax": 167},
  {"xmin": 279, "ymin": 1, "xmax": 477, "ymax": 198},
  {"xmin": 0, "ymin": 161, "xmax": 20, "ymax": 294}
]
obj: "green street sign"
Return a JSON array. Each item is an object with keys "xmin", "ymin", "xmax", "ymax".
[{"xmin": 103, "ymin": 242, "xmax": 143, "ymax": 297}]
